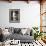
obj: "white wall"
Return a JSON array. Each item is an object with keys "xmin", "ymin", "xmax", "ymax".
[{"xmin": 0, "ymin": 1, "xmax": 40, "ymax": 28}]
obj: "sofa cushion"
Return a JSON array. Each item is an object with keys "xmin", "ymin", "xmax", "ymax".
[
  {"xmin": 14, "ymin": 28, "xmax": 21, "ymax": 34},
  {"xmin": 21, "ymin": 28, "xmax": 27, "ymax": 35},
  {"xmin": 8, "ymin": 33, "xmax": 34, "ymax": 43}
]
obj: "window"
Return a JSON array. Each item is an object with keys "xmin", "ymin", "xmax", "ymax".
[{"xmin": 40, "ymin": 1, "xmax": 46, "ymax": 32}]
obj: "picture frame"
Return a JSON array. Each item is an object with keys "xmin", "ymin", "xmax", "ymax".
[{"xmin": 9, "ymin": 9, "xmax": 20, "ymax": 23}]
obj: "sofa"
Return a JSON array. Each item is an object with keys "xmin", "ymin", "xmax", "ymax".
[
  {"xmin": 7, "ymin": 27, "xmax": 34, "ymax": 43},
  {"xmin": 1, "ymin": 27, "xmax": 34, "ymax": 43}
]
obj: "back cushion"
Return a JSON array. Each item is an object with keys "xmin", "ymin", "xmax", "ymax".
[
  {"xmin": 8, "ymin": 27, "xmax": 14, "ymax": 34},
  {"xmin": 14, "ymin": 28, "xmax": 21, "ymax": 34},
  {"xmin": 21, "ymin": 28, "xmax": 27, "ymax": 35}
]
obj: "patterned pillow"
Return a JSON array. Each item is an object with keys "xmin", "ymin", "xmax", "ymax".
[
  {"xmin": 14, "ymin": 28, "xmax": 21, "ymax": 34},
  {"xmin": 21, "ymin": 28, "xmax": 27, "ymax": 35}
]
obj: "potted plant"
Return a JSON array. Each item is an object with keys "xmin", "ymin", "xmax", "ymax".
[{"xmin": 32, "ymin": 27, "xmax": 43, "ymax": 40}]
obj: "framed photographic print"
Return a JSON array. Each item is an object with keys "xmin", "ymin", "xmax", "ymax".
[{"xmin": 9, "ymin": 9, "xmax": 20, "ymax": 23}]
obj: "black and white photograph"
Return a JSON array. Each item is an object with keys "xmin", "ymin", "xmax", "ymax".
[{"xmin": 9, "ymin": 9, "xmax": 20, "ymax": 23}]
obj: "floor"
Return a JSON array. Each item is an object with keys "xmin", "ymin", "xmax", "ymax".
[
  {"xmin": 21, "ymin": 40, "xmax": 46, "ymax": 46},
  {"xmin": 0, "ymin": 40, "xmax": 46, "ymax": 46}
]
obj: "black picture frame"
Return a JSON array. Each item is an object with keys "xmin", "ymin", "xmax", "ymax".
[{"xmin": 9, "ymin": 9, "xmax": 20, "ymax": 23}]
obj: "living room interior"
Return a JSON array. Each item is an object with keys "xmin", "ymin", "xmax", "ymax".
[{"xmin": 0, "ymin": 0, "xmax": 46, "ymax": 46}]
